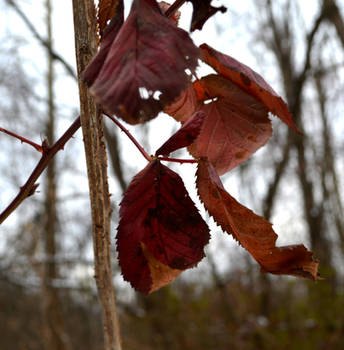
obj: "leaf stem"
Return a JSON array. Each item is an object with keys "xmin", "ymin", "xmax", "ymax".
[
  {"xmin": 0, "ymin": 117, "xmax": 81, "ymax": 225},
  {"xmin": 165, "ymin": 0, "xmax": 186, "ymax": 18},
  {"xmin": 104, "ymin": 113, "xmax": 199, "ymax": 165},
  {"xmin": 104, "ymin": 112, "xmax": 152, "ymax": 162},
  {"xmin": 158, "ymin": 156, "xmax": 197, "ymax": 164},
  {"xmin": 0, "ymin": 126, "xmax": 43, "ymax": 152}
]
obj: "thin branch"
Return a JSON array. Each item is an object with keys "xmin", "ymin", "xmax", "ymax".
[
  {"xmin": 165, "ymin": 0, "xmax": 186, "ymax": 18},
  {"xmin": 104, "ymin": 113, "xmax": 152, "ymax": 162},
  {"xmin": 263, "ymin": 135, "xmax": 292, "ymax": 219},
  {"xmin": 322, "ymin": 0, "xmax": 344, "ymax": 49},
  {"xmin": 0, "ymin": 117, "xmax": 81, "ymax": 225},
  {"xmin": 158, "ymin": 156, "xmax": 197, "ymax": 164},
  {"xmin": 5, "ymin": 0, "xmax": 77, "ymax": 79},
  {"xmin": 0, "ymin": 126, "xmax": 43, "ymax": 152},
  {"xmin": 105, "ymin": 113, "xmax": 198, "ymax": 164},
  {"xmin": 294, "ymin": 9, "xmax": 326, "ymax": 103}
]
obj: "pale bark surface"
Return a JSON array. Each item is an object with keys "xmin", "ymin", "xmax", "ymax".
[{"xmin": 72, "ymin": 0, "xmax": 122, "ymax": 349}]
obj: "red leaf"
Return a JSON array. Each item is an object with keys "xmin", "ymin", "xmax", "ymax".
[
  {"xmin": 98, "ymin": 0, "xmax": 122, "ymax": 39},
  {"xmin": 83, "ymin": 0, "xmax": 200, "ymax": 125},
  {"xmin": 163, "ymin": 83, "xmax": 201, "ymax": 123},
  {"xmin": 189, "ymin": 74, "xmax": 272, "ymax": 175},
  {"xmin": 200, "ymin": 44, "xmax": 299, "ymax": 132},
  {"xmin": 187, "ymin": 0, "xmax": 227, "ymax": 31},
  {"xmin": 117, "ymin": 159, "xmax": 210, "ymax": 294},
  {"xmin": 155, "ymin": 111, "xmax": 205, "ymax": 156},
  {"xmin": 196, "ymin": 159, "xmax": 320, "ymax": 280},
  {"xmin": 82, "ymin": 1, "xmax": 124, "ymax": 86}
]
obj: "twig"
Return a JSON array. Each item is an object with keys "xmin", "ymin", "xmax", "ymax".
[
  {"xmin": 165, "ymin": 0, "xmax": 186, "ymax": 18},
  {"xmin": 104, "ymin": 113, "xmax": 152, "ymax": 162},
  {"xmin": 158, "ymin": 156, "xmax": 197, "ymax": 164},
  {"xmin": 0, "ymin": 117, "xmax": 81, "ymax": 225},
  {"xmin": 0, "ymin": 127, "xmax": 43, "ymax": 152},
  {"xmin": 104, "ymin": 113, "xmax": 199, "ymax": 164}
]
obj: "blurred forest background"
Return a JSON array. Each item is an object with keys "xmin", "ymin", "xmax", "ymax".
[{"xmin": 0, "ymin": 0, "xmax": 344, "ymax": 349}]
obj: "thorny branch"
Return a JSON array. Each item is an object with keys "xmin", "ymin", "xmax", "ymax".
[
  {"xmin": 0, "ymin": 117, "xmax": 81, "ymax": 225},
  {"xmin": 104, "ymin": 112, "xmax": 151, "ymax": 162},
  {"xmin": 0, "ymin": 109, "xmax": 200, "ymax": 226},
  {"xmin": 0, "ymin": 126, "xmax": 43, "ymax": 152}
]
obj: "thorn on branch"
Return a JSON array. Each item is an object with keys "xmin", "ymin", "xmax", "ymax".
[
  {"xmin": 0, "ymin": 116, "xmax": 81, "ymax": 225},
  {"xmin": 0, "ymin": 126, "xmax": 43, "ymax": 152},
  {"xmin": 19, "ymin": 183, "xmax": 40, "ymax": 197}
]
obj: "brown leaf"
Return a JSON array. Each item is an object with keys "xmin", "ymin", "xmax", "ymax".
[
  {"xmin": 117, "ymin": 159, "xmax": 210, "ymax": 294},
  {"xmin": 155, "ymin": 111, "xmax": 205, "ymax": 156},
  {"xmin": 141, "ymin": 243, "xmax": 182, "ymax": 293},
  {"xmin": 163, "ymin": 83, "xmax": 201, "ymax": 123},
  {"xmin": 98, "ymin": 0, "xmax": 121, "ymax": 39},
  {"xmin": 189, "ymin": 74, "xmax": 272, "ymax": 175},
  {"xmin": 196, "ymin": 159, "xmax": 320, "ymax": 280},
  {"xmin": 200, "ymin": 44, "xmax": 299, "ymax": 132}
]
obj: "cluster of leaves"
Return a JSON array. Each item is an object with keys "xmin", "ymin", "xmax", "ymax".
[{"xmin": 82, "ymin": 0, "xmax": 319, "ymax": 294}]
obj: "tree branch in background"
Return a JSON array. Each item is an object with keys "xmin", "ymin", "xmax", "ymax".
[
  {"xmin": 104, "ymin": 125, "xmax": 128, "ymax": 192},
  {"xmin": 262, "ymin": 135, "xmax": 292, "ymax": 219},
  {"xmin": 315, "ymin": 66, "xmax": 344, "ymax": 251},
  {"xmin": 41, "ymin": 0, "xmax": 72, "ymax": 348},
  {"xmin": 5, "ymin": 0, "xmax": 77, "ymax": 79},
  {"xmin": 261, "ymin": 0, "xmax": 327, "ymax": 220},
  {"xmin": 322, "ymin": 0, "xmax": 344, "ymax": 48},
  {"xmin": 72, "ymin": 0, "xmax": 122, "ymax": 349},
  {"xmin": 265, "ymin": 0, "xmax": 334, "ymax": 273}
]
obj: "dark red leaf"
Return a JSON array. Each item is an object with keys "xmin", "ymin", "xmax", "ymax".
[
  {"xmin": 200, "ymin": 44, "xmax": 299, "ymax": 132},
  {"xmin": 117, "ymin": 159, "xmax": 210, "ymax": 294},
  {"xmin": 82, "ymin": 0, "xmax": 124, "ymax": 86},
  {"xmin": 196, "ymin": 159, "xmax": 320, "ymax": 280},
  {"xmin": 187, "ymin": 0, "xmax": 227, "ymax": 31},
  {"xmin": 189, "ymin": 74, "xmax": 272, "ymax": 175},
  {"xmin": 155, "ymin": 111, "xmax": 205, "ymax": 156},
  {"xmin": 163, "ymin": 82, "xmax": 201, "ymax": 123},
  {"xmin": 83, "ymin": 0, "xmax": 200, "ymax": 125}
]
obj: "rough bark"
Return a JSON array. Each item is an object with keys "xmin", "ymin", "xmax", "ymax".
[{"xmin": 72, "ymin": 1, "xmax": 122, "ymax": 349}]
